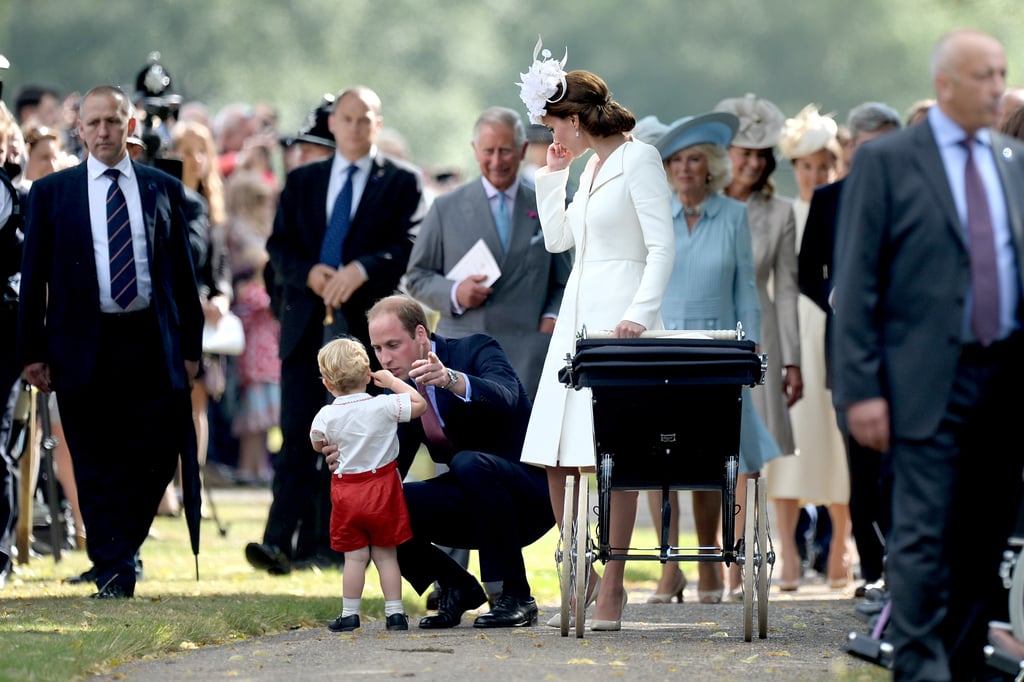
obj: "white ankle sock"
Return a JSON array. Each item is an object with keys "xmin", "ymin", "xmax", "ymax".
[
  {"xmin": 342, "ymin": 597, "xmax": 361, "ymax": 617},
  {"xmin": 385, "ymin": 599, "xmax": 404, "ymax": 616}
]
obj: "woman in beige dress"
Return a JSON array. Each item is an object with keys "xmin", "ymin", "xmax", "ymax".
[
  {"xmin": 517, "ymin": 41, "xmax": 674, "ymax": 631},
  {"xmin": 769, "ymin": 105, "xmax": 851, "ymax": 589}
]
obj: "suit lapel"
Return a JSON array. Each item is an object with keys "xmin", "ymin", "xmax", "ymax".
[
  {"xmin": 505, "ymin": 183, "xmax": 540, "ymax": 262},
  {"xmin": 588, "ymin": 142, "xmax": 626, "ymax": 195},
  {"xmin": 133, "ymin": 163, "xmax": 158, "ymax": 257},
  {"xmin": 67, "ymin": 165, "xmax": 100, "ymax": 286},
  {"xmin": 463, "ymin": 180, "xmax": 505, "ymax": 263},
  {"xmin": 352, "ymin": 154, "xmax": 390, "ymax": 228},
  {"xmin": 911, "ymin": 122, "xmax": 966, "ymax": 247},
  {"xmin": 991, "ymin": 132, "xmax": 1024, "ymax": 292}
]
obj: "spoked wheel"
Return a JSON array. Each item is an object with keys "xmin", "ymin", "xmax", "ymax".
[
  {"xmin": 574, "ymin": 475, "xmax": 592, "ymax": 639},
  {"xmin": 598, "ymin": 453, "xmax": 613, "ymax": 557},
  {"xmin": 558, "ymin": 476, "xmax": 575, "ymax": 637},
  {"xmin": 723, "ymin": 455, "xmax": 739, "ymax": 561},
  {"xmin": 742, "ymin": 478, "xmax": 756, "ymax": 642},
  {"xmin": 755, "ymin": 477, "xmax": 771, "ymax": 639},
  {"xmin": 1011, "ymin": 547, "xmax": 1024, "ymax": 641}
]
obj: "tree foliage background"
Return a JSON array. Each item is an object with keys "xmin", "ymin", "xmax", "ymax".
[{"xmin": 2, "ymin": 0, "xmax": 1023, "ymax": 177}]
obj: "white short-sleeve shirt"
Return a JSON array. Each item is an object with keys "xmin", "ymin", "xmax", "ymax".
[{"xmin": 310, "ymin": 392, "xmax": 413, "ymax": 476}]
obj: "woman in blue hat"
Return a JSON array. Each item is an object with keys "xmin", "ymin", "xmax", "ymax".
[{"xmin": 644, "ymin": 113, "xmax": 781, "ymax": 604}]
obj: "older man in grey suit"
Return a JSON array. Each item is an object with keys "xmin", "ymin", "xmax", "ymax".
[
  {"xmin": 404, "ymin": 106, "xmax": 570, "ymax": 399},
  {"xmin": 833, "ymin": 29, "xmax": 1024, "ymax": 681}
]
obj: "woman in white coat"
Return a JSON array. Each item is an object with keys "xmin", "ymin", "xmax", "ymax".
[{"xmin": 517, "ymin": 44, "xmax": 674, "ymax": 631}]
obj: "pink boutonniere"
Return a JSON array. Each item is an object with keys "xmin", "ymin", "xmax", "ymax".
[{"xmin": 527, "ymin": 210, "xmax": 538, "ymax": 219}]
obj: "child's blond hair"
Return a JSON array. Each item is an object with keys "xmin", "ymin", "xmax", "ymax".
[{"xmin": 317, "ymin": 337, "xmax": 370, "ymax": 393}]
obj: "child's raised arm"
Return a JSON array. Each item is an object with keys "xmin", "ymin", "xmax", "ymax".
[{"xmin": 372, "ymin": 370, "xmax": 427, "ymax": 419}]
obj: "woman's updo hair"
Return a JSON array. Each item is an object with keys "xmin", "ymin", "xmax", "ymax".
[{"xmin": 545, "ymin": 70, "xmax": 636, "ymax": 138}]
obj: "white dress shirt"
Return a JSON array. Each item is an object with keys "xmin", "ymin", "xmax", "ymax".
[{"xmin": 87, "ymin": 154, "xmax": 151, "ymax": 312}]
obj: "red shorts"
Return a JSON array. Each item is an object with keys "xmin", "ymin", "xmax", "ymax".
[{"xmin": 329, "ymin": 460, "xmax": 413, "ymax": 553}]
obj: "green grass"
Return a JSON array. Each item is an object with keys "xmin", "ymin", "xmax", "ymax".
[{"xmin": 0, "ymin": 472, "xmax": 674, "ymax": 681}]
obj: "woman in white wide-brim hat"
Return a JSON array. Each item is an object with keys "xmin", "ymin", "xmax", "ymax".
[{"xmin": 770, "ymin": 105, "xmax": 852, "ymax": 590}]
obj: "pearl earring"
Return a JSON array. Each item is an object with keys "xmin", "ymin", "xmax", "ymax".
[{"xmin": 575, "ymin": 128, "xmax": 580, "ymax": 138}]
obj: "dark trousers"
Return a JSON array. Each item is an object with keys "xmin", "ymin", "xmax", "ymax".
[
  {"xmin": 843, "ymin": 428, "xmax": 891, "ymax": 584},
  {"xmin": 56, "ymin": 310, "xmax": 189, "ymax": 594},
  {"xmin": 398, "ymin": 451, "xmax": 553, "ymax": 598},
  {"xmin": 263, "ymin": 323, "xmax": 333, "ymax": 560},
  {"xmin": 888, "ymin": 335, "xmax": 1024, "ymax": 681},
  {"xmin": 0, "ymin": 314, "xmax": 21, "ymax": 574}
]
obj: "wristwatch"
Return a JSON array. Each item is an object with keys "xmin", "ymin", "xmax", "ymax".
[{"xmin": 442, "ymin": 368, "xmax": 459, "ymax": 390}]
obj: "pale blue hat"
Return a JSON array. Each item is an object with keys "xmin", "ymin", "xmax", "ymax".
[{"xmin": 655, "ymin": 112, "xmax": 739, "ymax": 160}]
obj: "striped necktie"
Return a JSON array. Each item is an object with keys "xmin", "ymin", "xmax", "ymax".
[{"xmin": 104, "ymin": 168, "xmax": 138, "ymax": 309}]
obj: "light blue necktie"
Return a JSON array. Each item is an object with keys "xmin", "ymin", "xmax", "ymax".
[
  {"xmin": 319, "ymin": 164, "xmax": 358, "ymax": 267},
  {"xmin": 493, "ymin": 191, "xmax": 511, "ymax": 252}
]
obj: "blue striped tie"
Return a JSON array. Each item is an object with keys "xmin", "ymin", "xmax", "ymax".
[
  {"xmin": 104, "ymin": 169, "xmax": 138, "ymax": 309},
  {"xmin": 320, "ymin": 164, "xmax": 358, "ymax": 267}
]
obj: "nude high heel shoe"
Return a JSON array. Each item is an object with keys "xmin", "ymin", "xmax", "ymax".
[
  {"xmin": 546, "ymin": 575, "xmax": 601, "ymax": 627},
  {"xmin": 590, "ymin": 591, "xmax": 629, "ymax": 631},
  {"xmin": 646, "ymin": 570, "xmax": 686, "ymax": 604}
]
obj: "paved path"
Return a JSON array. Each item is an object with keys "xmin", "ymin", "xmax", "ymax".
[{"xmin": 91, "ymin": 584, "xmax": 883, "ymax": 681}]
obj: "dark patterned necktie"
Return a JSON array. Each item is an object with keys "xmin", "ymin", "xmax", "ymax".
[
  {"xmin": 319, "ymin": 164, "xmax": 358, "ymax": 267},
  {"xmin": 961, "ymin": 138, "xmax": 1000, "ymax": 345},
  {"xmin": 104, "ymin": 168, "xmax": 138, "ymax": 309}
]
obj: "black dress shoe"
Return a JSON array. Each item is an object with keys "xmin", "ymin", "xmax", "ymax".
[
  {"xmin": 327, "ymin": 613, "xmax": 360, "ymax": 632},
  {"xmin": 418, "ymin": 582, "xmax": 487, "ymax": 629},
  {"xmin": 91, "ymin": 583, "xmax": 133, "ymax": 599},
  {"xmin": 65, "ymin": 565, "xmax": 99, "ymax": 585},
  {"xmin": 386, "ymin": 613, "xmax": 409, "ymax": 631},
  {"xmin": 473, "ymin": 595, "xmax": 539, "ymax": 628},
  {"xmin": 245, "ymin": 542, "xmax": 291, "ymax": 575},
  {"xmin": 425, "ymin": 588, "xmax": 440, "ymax": 611}
]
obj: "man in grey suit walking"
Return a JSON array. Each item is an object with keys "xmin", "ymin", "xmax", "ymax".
[
  {"xmin": 833, "ymin": 29, "xmax": 1024, "ymax": 681},
  {"xmin": 403, "ymin": 106, "xmax": 570, "ymax": 399}
]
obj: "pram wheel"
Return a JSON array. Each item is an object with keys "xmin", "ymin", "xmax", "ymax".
[
  {"xmin": 743, "ymin": 479, "xmax": 756, "ymax": 641},
  {"xmin": 556, "ymin": 475, "xmax": 595, "ymax": 638},
  {"xmin": 756, "ymin": 477, "xmax": 772, "ymax": 638},
  {"xmin": 557, "ymin": 476, "xmax": 575, "ymax": 637},
  {"xmin": 574, "ymin": 475, "xmax": 592, "ymax": 639}
]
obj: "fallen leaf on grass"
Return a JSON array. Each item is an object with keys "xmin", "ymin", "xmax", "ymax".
[
  {"xmin": 710, "ymin": 631, "xmax": 730, "ymax": 638},
  {"xmin": 742, "ymin": 654, "xmax": 759, "ymax": 663},
  {"xmin": 179, "ymin": 641, "xmax": 198, "ymax": 650},
  {"xmin": 765, "ymin": 651, "xmax": 791, "ymax": 657},
  {"xmin": 567, "ymin": 658, "xmax": 596, "ymax": 665}
]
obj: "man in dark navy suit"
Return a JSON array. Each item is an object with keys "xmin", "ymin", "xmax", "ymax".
[
  {"xmin": 248, "ymin": 87, "xmax": 425, "ymax": 574},
  {"xmin": 799, "ymin": 101, "xmax": 901, "ymax": 596},
  {"xmin": 325, "ymin": 295, "xmax": 553, "ymax": 629},
  {"xmin": 19, "ymin": 85, "xmax": 202, "ymax": 599},
  {"xmin": 833, "ymin": 30, "xmax": 1024, "ymax": 680}
]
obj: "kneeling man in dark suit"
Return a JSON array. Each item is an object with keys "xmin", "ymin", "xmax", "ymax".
[{"xmin": 325, "ymin": 295, "xmax": 553, "ymax": 628}]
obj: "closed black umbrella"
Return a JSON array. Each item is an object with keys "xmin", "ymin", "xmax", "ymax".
[{"xmin": 177, "ymin": 390, "xmax": 201, "ymax": 580}]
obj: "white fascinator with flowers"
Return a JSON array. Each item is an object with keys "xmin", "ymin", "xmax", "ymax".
[{"xmin": 517, "ymin": 36, "xmax": 568, "ymax": 125}]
